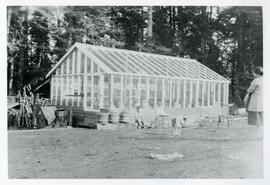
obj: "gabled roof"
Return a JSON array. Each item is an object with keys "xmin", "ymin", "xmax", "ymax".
[{"xmin": 46, "ymin": 42, "xmax": 229, "ymax": 82}]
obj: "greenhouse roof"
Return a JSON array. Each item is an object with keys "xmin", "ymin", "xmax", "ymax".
[{"xmin": 47, "ymin": 42, "xmax": 229, "ymax": 82}]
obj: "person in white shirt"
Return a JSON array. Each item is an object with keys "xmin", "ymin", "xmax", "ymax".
[{"xmin": 244, "ymin": 66, "xmax": 263, "ymax": 138}]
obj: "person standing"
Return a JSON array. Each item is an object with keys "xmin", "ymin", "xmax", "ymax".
[{"xmin": 244, "ymin": 66, "xmax": 263, "ymax": 138}]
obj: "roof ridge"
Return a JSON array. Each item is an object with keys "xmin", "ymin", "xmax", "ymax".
[{"xmin": 75, "ymin": 42, "xmax": 194, "ymax": 61}]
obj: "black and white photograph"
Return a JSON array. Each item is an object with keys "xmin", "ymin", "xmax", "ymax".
[{"xmin": 1, "ymin": 0, "xmax": 270, "ymax": 183}]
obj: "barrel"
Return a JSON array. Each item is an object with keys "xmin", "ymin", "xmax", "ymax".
[
  {"xmin": 98, "ymin": 112, "xmax": 109, "ymax": 125},
  {"xmin": 119, "ymin": 111, "xmax": 131, "ymax": 124},
  {"xmin": 109, "ymin": 111, "xmax": 119, "ymax": 124}
]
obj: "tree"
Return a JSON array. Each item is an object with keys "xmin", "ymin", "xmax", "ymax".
[{"xmin": 216, "ymin": 6, "xmax": 263, "ymax": 105}]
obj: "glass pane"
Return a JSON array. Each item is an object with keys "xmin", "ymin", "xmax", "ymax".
[
  {"xmin": 80, "ymin": 52, "xmax": 85, "ymax": 74},
  {"xmin": 164, "ymin": 79, "xmax": 171, "ymax": 108},
  {"xmin": 192, "ymin": 81, "xmax": 197, "ymax": 108},
  {"xmin": 73, "ymin": 76, "xmax": 78, "ymax": 106},
  {"xmin": 103, "ymin": 74, "xmax": 109, "ymax": 108},
  {"xmin": 52, "ymin": 77, "xmax": 56, "ymax": 105},
  {"xmin": 140, "ymin": 77, "xmax": 147, "ymax": 107},
  {"xmin": 204, "ymin": 82, "xmax": 209, "ymax": 106},
  {"xmin": 199, "ymin": 81, "xmax": 203, "ymax": 106},
  {"xmin": 132, "ymin": 76, "xmax": 139, "ymax": 109},
  {"xmin": 94, "ymin": 62, "xmax": 98, "ymax": 73},
  {"xmin": 210, "ymin": 82, "xmax": 214, "ymax": 106},
  {"xmin": 86, "ymin": 76, "xmax": 92, "ymax": 107},
  {"xmin": 74, "ymin": 49, "xmax": 78, "ymax": 74},
  {"xmin": 220, "ymin": 83, "xmax": 224, "ymax": 106},
  {"xmin": 67, "ymin": 77, "xmax": 72, "ymax": 106},
  {"xmin": 157, "ymin": 78, "xmax": 163, "ymax": 106},
  {"xmin": 179, "ymin": 80, "xmax": 184, "ymax": 108},
  {"xmin": 57, "ymin": 66, "xmax": 61, "ymax": 75},
  {"xmin": 63, "ymin": 59, "xmax": 67, "ymax": 75},
  {"xmin": 69, "ymin": 53, "xmax": 73, "ymax": 74},
  {"xmin": 113, "ymin": 75, "xmax": 121, "ymax": 109},
  {"xmin": 148, "ymin": 78, "xmax": 155, "ymax": 108},
  {"xmin": 215, "ymin": 83, "xmax": 219, "ymax": 106},
  {"xmin": 123, "ymin": 75, "xmax": 131, "ymax": 109},
  {"xmin": 93, "ymin": 75, "xmax": 100, "ymax": 109},
  {"xmin": 61, "ymin": 77, "xmax": 66, "ymax": 106},
  {"xmin": 56, "ymin": 77, "xmax": 61, "ymax": 105},
  {"xmin": 87, "ymin": 57, "xmax": 91, "ymax": 73},
  {"xmin": 185, "ymin": 80, "xmax": 191, "ymax": 108},
  {"xmin": 78, "ymin": 76, "xmax": 84, "ymax": 107},
  {"xmin": 172, "ymin": 79, "xmax": 177, "ymax": 108}
]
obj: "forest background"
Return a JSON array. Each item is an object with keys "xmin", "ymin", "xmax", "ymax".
[{"xmin": 7, "ymin": 6, "xmax": 263, "ymax": 106}]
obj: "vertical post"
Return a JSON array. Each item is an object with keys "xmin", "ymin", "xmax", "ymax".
[
  {"xmin": 223, "ymin": 83, "xmax": 226, "ymax": 105},
  {"xmin": 50, "ymin": 78, "xmax": 53, "ymax": 104},
  {"xmin": 162, "ymin": 78, "xmax": 165, "ymax": 106},
  {"xmin": 72, "ymin": 50, "xmax": 76, "ymax": 106},
  {"xmin": 60, "ymin": 76, "xmax": 63, "ymax": 106},
  {"xmin": 55, "ymin": 77, "xmax": 58, "ymax": 105},
  {"xmin": 195, "ymin": 80, "xmax": 199, "ymax": 108},
  {"xmin": 109, "ymin": 74, "xmax": 114, "ymax": 110},
  {"xmin": 227, "ymin": 83, "xmax": 229, "ymax": 105},
  {"xmin": 66, "ymin": 55, "xmax": 70, "ymax": 106},
  {"xmin": 129, "ymin": 75, "xmax": 133, "ymax": 109},
  {"xmin": 189, "ymin": 80, "xmax": 193, "ymax": 108},
  {"xmin": 77, "ymin": 51, "xmax": 81, "ymax": 106},
  {"xmin": 120, "ymin": 75, "xmax": 124, "ymax": 109},
  {"xmin": 176, "ymin": 79, "xmax": 179, "ymax": 108},
  {"xmin": 213, "ymin": 82, "xmax": 216, "ymax": 107},
  {"xmin": 183, "ymin": 79, "xmax": 186, "ymax": 108},
  {"xmin": 146, "ymin": 77, "xmax": 150, "ymax": 108},
  {"xmin": 100, "ymin": 74, "xmax": 104, "ymax": 109},
  {"xmin": 138, "ymin": 76, "xmax": 141, "ymax": 106},
  {"xmin": 169, "ymin": 78, "xmax": 173, "ymax": 108},
  {"xmin": 83, "ymin": 53, "xmax": 87, "ymax": 109},
  {"xmin": 154, "ymin": 77, "xmax": 157, "ymax": 108},
  {"xmin": 202, "ymin": 81, "xmax": 205, "ymax": 107},
  {"xmin": 217, "ymin": 82, "xmax": 221, "ymax": 107},
  {"xmin": 207, "ymin": 81, "xmax": 210, "ymax": 107}
]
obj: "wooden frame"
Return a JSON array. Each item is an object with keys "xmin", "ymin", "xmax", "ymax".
[{"xmin": 48, "ymin": 43, "xmax": 230, "ymax": 112}]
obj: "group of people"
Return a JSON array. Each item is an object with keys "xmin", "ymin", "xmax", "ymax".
[
  {"xmin": 135, "ymin": 102, "xmax": 184, "ymax": 136},
  {"xmin": 135, "ymin": 66, "xmax": 263, "ymax": 138}
]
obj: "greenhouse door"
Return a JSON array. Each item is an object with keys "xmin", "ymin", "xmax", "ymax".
[{"xmin": 84, "ymin": 74, "xmax": 101, "ymax": 111}]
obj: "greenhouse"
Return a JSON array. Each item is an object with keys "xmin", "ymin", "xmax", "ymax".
[{"xmin": 46, "ymin": 42, "xmax": 230, "ymax": 115}]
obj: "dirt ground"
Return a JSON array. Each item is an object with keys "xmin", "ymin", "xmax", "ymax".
[{"xmin": 8, "ymin": 124, "xmax": 263, "ymax": 179}]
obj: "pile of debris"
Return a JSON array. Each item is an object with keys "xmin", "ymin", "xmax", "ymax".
[{"xmin": 8, "ymin": 85, "xmax": 57, "ymax": 129}]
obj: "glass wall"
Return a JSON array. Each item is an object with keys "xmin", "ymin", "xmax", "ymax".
[{"xmin": 50, "ymin": 48, "xmax": 229, "ymax": 111}]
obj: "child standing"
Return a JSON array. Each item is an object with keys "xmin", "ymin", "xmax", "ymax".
[{"xmin": 135, "ymin": 106, "xmax": 144, "ymax": 129}]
